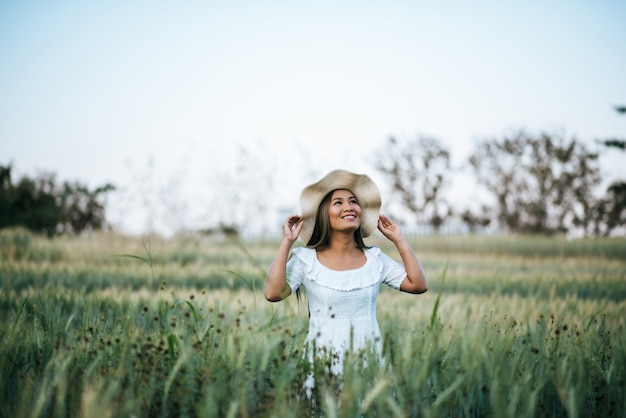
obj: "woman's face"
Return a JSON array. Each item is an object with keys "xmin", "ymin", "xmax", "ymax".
[{"xmin": 328, "ymin": 189, "xmax": 361, "ymax": 234}]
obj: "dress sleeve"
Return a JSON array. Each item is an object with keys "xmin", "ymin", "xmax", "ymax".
[
  {"xmin": 285, "ymin": 247, "xmax": 308, "ymax": 293},
  {"xmin": 376, "ymin": 249, "xmax": 407, "ymax": 290}
]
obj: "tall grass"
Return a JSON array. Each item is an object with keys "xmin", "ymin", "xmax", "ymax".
[{"xmin": 0, "ymin": 229, "xmax": 624, "ymax": 417}]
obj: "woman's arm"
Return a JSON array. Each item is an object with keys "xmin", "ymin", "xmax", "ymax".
[
  {"xmin": 264, "ymin": 215, "xmax": 303, "ymax": 302},
  {"xmin": 378, "ymin": 215, "xmax": 428, "ymax": 294}
]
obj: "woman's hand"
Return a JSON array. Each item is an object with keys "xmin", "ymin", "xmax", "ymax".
[
  {"xmin": 377, "ymin": 214, "xmax": 403, "ymax": 243},
  {"xmin": 378, "ymin": 214, "xmax": 428, "ymax": 294},
  {"xmin": 265, "ymin": 215, "xmax": 302, "ymax": 302},
  {"xmin": 283, "ymin": 215, "xmax": 303, "ymax": 242}
]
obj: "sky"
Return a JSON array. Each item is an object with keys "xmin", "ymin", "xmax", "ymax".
[{"xmin": 1, "ymin": 0, "xmax": 625, "ymax": 236}]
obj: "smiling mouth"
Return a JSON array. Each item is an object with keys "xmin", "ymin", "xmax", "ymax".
[{"xmin": 342, "ymin": 215, "xmax": 356, "ymax": 220}]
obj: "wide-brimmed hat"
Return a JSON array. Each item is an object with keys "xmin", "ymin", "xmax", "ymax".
[{"xmin": 299, "ymin": 169, "xmax": 381, "ymax": 243}]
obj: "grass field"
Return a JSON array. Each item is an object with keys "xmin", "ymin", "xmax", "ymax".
[{"xmin": 1, "ymin": 227, "xmax": 625, "ymax": 417}]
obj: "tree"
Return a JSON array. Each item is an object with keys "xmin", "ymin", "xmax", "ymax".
[
  {"xmin": 375, "ymin": 136, "xmax": 452, "ymax": 233},
  {"xmin": 56, "ymin": 181, "xmax": 115, "ymax": 234},
  {"xmin": 597, "ymin": 139, "xmax": 625, "ymax": 150},
  {"xmin": 0, "ymin": 164, "xmax": 115, "ymax": 236},
  {"xmin": 588, "ymin": 182, "xmax": 626, "ymax": 236},
  {"xmin": 468, "ymin": 131, "xmax": 603, "ymax": 235},
  {"xmin": 591, "ymin": 104, "xmax": 626, "ymax": 235},
  {"xmin": 1, "ymin": 170, "xmax": 58, "ymax": 236}
]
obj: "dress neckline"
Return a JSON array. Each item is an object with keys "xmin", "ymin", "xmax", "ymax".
[{"xmin": 314, "ymin": 248, "xmax": 369, "ymax": 272}]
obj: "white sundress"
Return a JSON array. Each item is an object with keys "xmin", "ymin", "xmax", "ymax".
[{"xmin": 286, "ymin": 246, "xmax": 407, "ymax": 377}]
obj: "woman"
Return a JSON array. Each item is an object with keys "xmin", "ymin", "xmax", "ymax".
[{"xmin": 264, "ymin": 169, "xmax": 428, "ymax": 387}]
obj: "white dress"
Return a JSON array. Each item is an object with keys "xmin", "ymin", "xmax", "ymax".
[{"xmin": 286, "ymin": 246, "xmax": 406, "ymax": 376}]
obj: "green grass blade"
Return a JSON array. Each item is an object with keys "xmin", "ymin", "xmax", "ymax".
[{"xmin": 430, "ymin": 261, "xmax": 448, "ymax": 330}]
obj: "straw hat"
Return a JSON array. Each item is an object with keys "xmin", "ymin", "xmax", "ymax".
[{"xmin": 299, "ymin": 169, "xmax": 381, "ymax": 243}]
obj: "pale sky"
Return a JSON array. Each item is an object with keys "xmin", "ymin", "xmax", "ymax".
[{"xmin": 1, "ymin": 1, "xmax": 625, "ymax": 236}]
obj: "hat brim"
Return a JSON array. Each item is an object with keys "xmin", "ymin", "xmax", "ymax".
[{"xmin": 299, "ymin": 169, "xmax": 381, "ymax": 244}]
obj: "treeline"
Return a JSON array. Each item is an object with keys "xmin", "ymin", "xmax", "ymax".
[
  {"xmin": 0, "ymin": 165, "xmax": 114, "ymax": 237},
  {"xmin": 376, "ymin": 130, "xmax": 625, "ymax": 237},
  {"xmin": 2, "ymin": 130, "xmax": 624, "ymax": 238}
]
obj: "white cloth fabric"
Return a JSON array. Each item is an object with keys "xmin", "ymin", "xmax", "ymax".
[{"xmin": 286, "ymin": 246, "xmax": 406, "ymax": 375}]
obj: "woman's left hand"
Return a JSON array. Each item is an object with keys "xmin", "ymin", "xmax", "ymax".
[{"xmin": 377, "ymin": 214, "xmax": 403, "ymax": 242}]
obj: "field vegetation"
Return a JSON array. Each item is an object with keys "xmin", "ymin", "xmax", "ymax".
[{"xmin": 1, "ymin": 227, "xmax": 625, "ymax": 417}]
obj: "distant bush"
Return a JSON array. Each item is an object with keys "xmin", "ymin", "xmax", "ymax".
[{"xmin": 0, "ymin": 164, "xmax": 114, "ymax": 236}]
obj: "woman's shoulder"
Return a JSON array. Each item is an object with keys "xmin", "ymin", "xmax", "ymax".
[
  {"xmin": 290, "ymin": 246, "xmax": 315, "ymax": 262},
  {"xmin": 364, "ymin": 246, "xmax": 383, "ymax": 257},
  {"xmin": 364, "ymin": 246, "xmax": 400, "ymax": 266},
  {"xmin": 292, "ymin": 246, "xmax": 314, "ymax": 254}
]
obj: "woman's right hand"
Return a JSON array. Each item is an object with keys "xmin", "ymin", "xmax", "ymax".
[{"xmin": 283, "ymin": 215, "xmax": 303, "ymax": 242}]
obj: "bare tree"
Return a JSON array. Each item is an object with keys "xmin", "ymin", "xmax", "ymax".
[
  {"xmin": 592, "ymin": 105, "xmax": 626, "ymax": 235},
  {"xmin": 375, "ymin": 136, "xmax": 452, "ymax": 233},
  {"xmin": 468, "ymin": 130, "xmax": 603, "ymax": 235}
]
